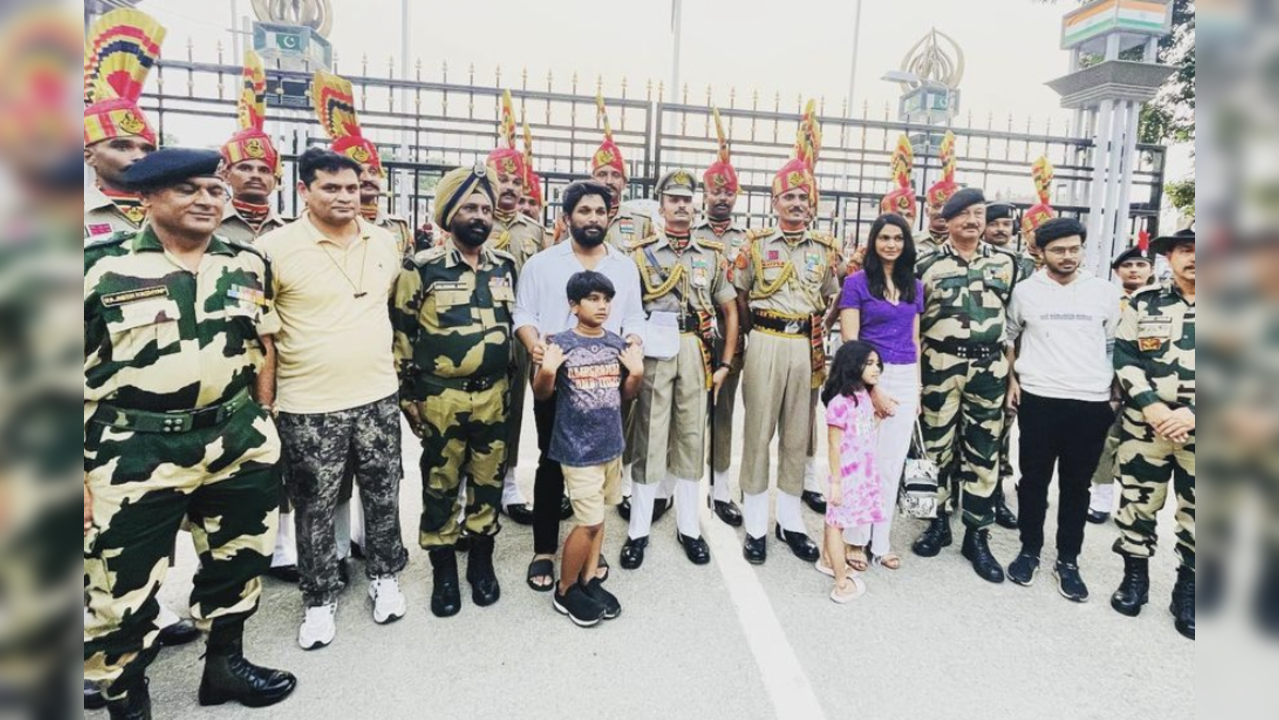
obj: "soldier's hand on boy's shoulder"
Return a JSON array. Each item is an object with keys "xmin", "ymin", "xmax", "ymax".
[
  {"xmin": 620, "ymin": 344, "xmax": 645, "ymax": 376},
  {"xmin": 542, "ymin": 342, "xmax": 566, "ymax": 372}
]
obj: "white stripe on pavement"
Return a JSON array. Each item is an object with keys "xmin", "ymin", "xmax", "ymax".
[{"xmin": 700, "ymin": 505, "xmax": 829, "ymax": 720}]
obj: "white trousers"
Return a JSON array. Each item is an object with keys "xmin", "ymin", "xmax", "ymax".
[{"xmin": 845, "ymin": 363, "xmax": 919, "ymax": 556}]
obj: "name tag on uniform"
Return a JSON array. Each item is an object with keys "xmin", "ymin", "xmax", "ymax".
[
  {"xmin": 102, "ymin": 286, "xmax": 169, "ymax": 308},
  {"xmin": 762, "ymin": 260, "xmax": 787, "ymax": 269},
  {"xmin": 1138, "ymin": 318, "xmax": 1172, "ymax": 351},
  {"xmin": 430, "ymin": 281, "xmax": 469, "ymax": 293}
]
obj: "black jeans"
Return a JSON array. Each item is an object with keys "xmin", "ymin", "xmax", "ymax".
[
  {"xmin": 1016, "ymin": 392, "xmax": 1114, "ymax": 564},
  {"xmin": 532, "ymin": 396, "xmax": 565, "ymax": 555}
]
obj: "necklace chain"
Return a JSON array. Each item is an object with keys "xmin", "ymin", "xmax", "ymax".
[{"xmin": 322, "ymin": 238, "xmax": 370, "ymax": 299}]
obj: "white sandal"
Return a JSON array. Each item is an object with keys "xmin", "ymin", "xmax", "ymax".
[{"xmin": 830, "ymin": 575, "xmax": 868, "ymax": 604}]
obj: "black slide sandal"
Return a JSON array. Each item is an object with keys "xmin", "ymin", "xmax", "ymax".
[
  {"xmin": 597, "ymin": 555, "xmax": 610, "ymax": 583},
  {"xmin": 527, "ymin": 559, "xmax": 555, "ymax": 593}
]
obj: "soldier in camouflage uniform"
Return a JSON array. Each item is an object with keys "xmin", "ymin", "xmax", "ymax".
[
  {"xmin": 395, "ymin": 165, "xmax": 515, "ymax": 618},
  {"xmin": 696, "ymin": 114, "xmax": 748, "ymax": 527},
  {"xmin": 486, "ymin": 93, "xmax": 546, "ymax": 525},
  {"xmin": 911, "ymin": 188, "xmax": 1022, "ymax": 584},
  {"xmin": 84, "ymin": 149, "xmax": 297, "ymax": 718},
  {"xmin": 984, "ymin": 202, "xmax": 1029, "ymax": 531},
  {"xmin": 1110, "ymin": 227, "xmax": 1197, "ymax": 640},
  {"xmin": 733, "ymin": 121, "xmax": 841, "ymax": 566},
  {"xmin": 622, "ymin": 170, "xmax": 739, "ymax": 569},
  {"xmin": 82, "ymin": 9, "xmax": 163, "ymax": 242}
]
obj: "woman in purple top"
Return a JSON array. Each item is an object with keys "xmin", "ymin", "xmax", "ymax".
[{"xmin": 837, "ymin": 213, "xmax": 924, "ymax": 572}]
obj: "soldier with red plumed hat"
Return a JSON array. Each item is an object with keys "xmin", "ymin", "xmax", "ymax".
[
  {"xmin": 922, "ymin": 131, "xmax": 960, "ymax": 253},
  {"xmin": 83, "ymin": 8, "xmax": 165, "ymax": 240},
  {"xmin": 219, "ymin": 51, "xmax": 289, "ymax": 245},
  {"xmin": 732, "ymin": 102, "xmax": 841, "ymax": 566}
]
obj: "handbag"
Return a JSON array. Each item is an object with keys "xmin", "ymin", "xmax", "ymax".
[{"xmin": 898, "ymin": 421, "xmax": 940, "ymax": 519}]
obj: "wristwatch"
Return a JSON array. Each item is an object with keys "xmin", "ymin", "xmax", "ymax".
[{"xmin": 717, "ymin": 361, "xmax": 733, "ymax": 372}]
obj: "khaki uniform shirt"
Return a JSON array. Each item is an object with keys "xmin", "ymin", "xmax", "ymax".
[
  {"xmin": 218, "ymin": 203, "xmax": 290, "ymax": 246},
  {"xmin": 84, "ymin": 185, "xmax": 143, "ymax": 242},
  {"xmin": 732, "ymin": 228, "xmax": 841, "ymax": 318},
  {"xmin": 488, "ymin": 213, "xmax": 545, "ymax": 272},
  {"xmin": 605, "ymin": 209, "xmax": 653, "ymax": 252},
  {"xmin": 631, "ymin": 231, "xmax": 738, "ymax": 317}
]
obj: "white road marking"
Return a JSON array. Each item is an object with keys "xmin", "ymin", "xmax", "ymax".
[{"xmin": 700, "ymin": 505, "xmax": 829, "ymax": 720}]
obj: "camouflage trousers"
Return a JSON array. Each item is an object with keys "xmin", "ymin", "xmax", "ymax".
[
  {"xmin": 920, "ymin": 346, "xmax": 1009, "ymax": 529},
  {"xmin": 413, "ymin": 379, "xmax": 509, "ymax": 549},
  {"xmin": 1113, "ymin": 411, "xmax": 1196, "ymax": 570},
  {"xmin": 84, "ymin": 402, "xmax": 280, "ymax": 697},
  {"xmin": 1090, "ymin": 412, "xmax": 1123, "ymax": 487},
  {"xmin": 278, "ymin": 396, "xmax": 409, "ymax": 608}
]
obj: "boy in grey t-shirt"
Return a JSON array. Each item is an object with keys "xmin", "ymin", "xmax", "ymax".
[{"xmin": 533, "ymin": 272, "xmax": 644, "ymax": 627}]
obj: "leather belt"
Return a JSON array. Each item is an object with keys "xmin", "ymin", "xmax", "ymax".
[
  {"xmin": 420, "ymin": 373, "xmax": 505, "ymax": 393},
  {"xmin": 751, "ymin": 311, "xmax": 813, "ymax": 337},
  {"xmin": 924, "ymin": 341, "xmax": 1004, "ymax": 360}
]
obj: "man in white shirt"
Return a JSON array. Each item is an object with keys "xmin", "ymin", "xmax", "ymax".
[
  {"xmin": 514, "ymin": 180, "xmax": 646, "ymax": 592},
  {"xmin": 1004, "ymin": 218, "xmax": 1122, "ymax": 603}
]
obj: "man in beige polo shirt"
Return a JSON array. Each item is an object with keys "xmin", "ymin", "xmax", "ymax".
[{"xmin": 256, "ymin": 148, "xmax": 410, "ymax": 651}]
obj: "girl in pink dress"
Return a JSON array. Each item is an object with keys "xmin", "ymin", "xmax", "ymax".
[{"xmin": 820, "ymin": 341, "xmax": 885, "ymax": 604}]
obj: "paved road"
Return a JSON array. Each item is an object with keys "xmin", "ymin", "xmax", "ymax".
[{"xmin": 87, "ymin": 403, "xmax": 1194, "ymax": 720}]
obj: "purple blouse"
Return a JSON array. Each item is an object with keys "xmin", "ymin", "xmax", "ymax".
[{"xmin": 838, "ymin": 271, "xmax": 924, "ymax": 365}]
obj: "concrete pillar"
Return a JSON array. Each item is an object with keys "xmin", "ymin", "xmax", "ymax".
[
  {"xmin": 1086, "ymin": 99, "xmax": 1114, "ymax": 251},
  {"xmin": 1099, "ymin": 100, "xmax": 1128, "ymax": 276},
  {"xmin": 1111, "ymin": 100, "xmax": 1142, "ymax": 275}
]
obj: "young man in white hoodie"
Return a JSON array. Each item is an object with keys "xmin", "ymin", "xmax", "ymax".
[{"xmin": 1004, "ymin": 218, "xmax": 1122, "ymax": 603}]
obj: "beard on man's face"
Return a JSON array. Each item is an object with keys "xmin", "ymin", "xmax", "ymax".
[
  {"xmin": 571, "ymin": 224, "xmax": 606, "ymax": 248},
  {"xmin": 452, "ymin": 218, "xmax": 492, "ymax": 247}
]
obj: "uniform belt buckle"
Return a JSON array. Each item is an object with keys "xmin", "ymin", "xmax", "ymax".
[
  {"xmin": 160, "ymin": 413, "xmax": 193, "ymax": 434},
  {"xmin": 784, "ymin": 320, "xmax": 802, "ymax": 335}
]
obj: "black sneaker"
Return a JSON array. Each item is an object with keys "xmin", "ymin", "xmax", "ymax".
[
  {"xmin": 1055, "ymin": 561, "xmax": 1091, "ymax": 603},
  {"xmin": 553, "ymin": 584, "xmax": 606, "ymax": 628},
  {"xmin": 1007, "ymin": 552, "xmax": 1040, "ymax": 587},
  {"xmin": 583, "ymin": 578, "xmax": 622, "ymax": 620}
]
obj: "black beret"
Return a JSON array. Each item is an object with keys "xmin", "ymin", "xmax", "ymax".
[
  {"xmin": 1033, "ymin": 217, "xmax": 1087, "ymax": 248},
  {"xmin": 119, "ymin": 148, "xmax": 223, "ymax": 193},
  {"xmin": 986, "ymin": 203, "xmax": 1016, "ymax": 223},
  {"xmin": 941, "ymin": 188, "xmax": 986, "ymax": 221},
  {"xmin": 1111, "ymin": 245, "xmax": 1152, "ymax": 269}
]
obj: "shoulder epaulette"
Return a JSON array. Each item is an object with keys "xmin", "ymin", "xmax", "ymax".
[
  {"xmin": 490, "ymin": 247, "xmax": 518, "ymax": 266},
  {"xmin": 745, "ymin": 227, "xmax": 776, "ymax": 242},
  {"xmin": 630, "ymin": 232, "xmax": 661, "ymax": 250},
  {"xmin": 224, "ymin": 236, "xmax": 268, "ymax": 261},
  {"xmin": 84, "ymin": 230, "xmax": 132, "ymax": 251},
  {"xmin": 811, "ymin": 232, "xmax": 838, "ymax": 250},
  {"xmin": 695, "ymin": 236, "xmax": 726, "ymax": 254},
  {"xmin": 409, "ymin": 245, "xmax": 448, "ymax": 268}
]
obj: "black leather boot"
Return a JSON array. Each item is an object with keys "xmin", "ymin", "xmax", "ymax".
[
  {"xmin": 107, "ymin": 680, "xmax": 151, "ymax": 720},
  {"xmin": 911, "ymin": 513, "xmax": 953, "ymax": 558},
  {"xmin": 1110, "ymin": 555, "xmax": 1150, "ymax": 617},
  {"xmin": 961, "ymin": 528, "xmax": 1006, "ymax": 584},
  {"xmin": 198, "ymin": 624, "xmax": 297, "ymax": 708},
  {"xmin": 466, "ymin": 535, "xmax": 502, "ymax": 608},
  {"xmin": 1170, "ymin": 566, "xmax": 1195, "ymax": 640},
  {"xmin": 994, "ymin": 501, "xmax": 1020, "ymax": 530},
  {"xmin": 429, "ymin": 548, "xmax": 462, "ymax": 618}
]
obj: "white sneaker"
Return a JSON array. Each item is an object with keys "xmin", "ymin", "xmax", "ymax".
[
  {"xmin": 298, "ymin": 604, "xmax": 337, "ymax": 651},
  {"xmin": 369, "ymin": 576, "xmax": 407, "ymax": 625}
]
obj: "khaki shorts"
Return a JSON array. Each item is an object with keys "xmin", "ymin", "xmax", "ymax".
[{"xmin": 562, "ymin": 458, "xmax": 624, "ymax": 527}]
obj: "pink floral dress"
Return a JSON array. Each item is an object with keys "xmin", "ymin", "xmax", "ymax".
[{"xmin": 824, "ymin": 392, "xmax": 885, "ymax": 529}]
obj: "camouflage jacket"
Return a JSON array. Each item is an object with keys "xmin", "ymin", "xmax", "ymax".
[
  {"xmin": 732, "ymin": 227, "xmax": 841, "ymax": 318},
  {"xmin": 1114, "ymin": 280, "xmax": 1196, "ymax": 412},
  {"xmin": 84, "ymin": 228, "xmax": 278, "ymax": 429},
  {"xmin": 916, "ymin": 242, "xmax": 1022, "ymax": 347},
  {"xmin": 488, "ymin": 212, "xmax": 545, "ymax": 272},
  {"xmin": 392, "ymin": 241, "xmax": 519, "ymax": 398}
]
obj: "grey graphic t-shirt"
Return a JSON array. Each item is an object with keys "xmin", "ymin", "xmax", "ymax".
[{"xmin": 548, "ymin": 329, "xmax": 627, "ymax": 468}]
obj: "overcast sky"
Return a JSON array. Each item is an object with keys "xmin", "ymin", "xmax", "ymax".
[
  {"xmin": 136, "ymin": 0, "xmax": 1191, "ymax": 184},
  {"xmin": 143, "ymin": 0, "xmax": 1082, "ymax": 130}
]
